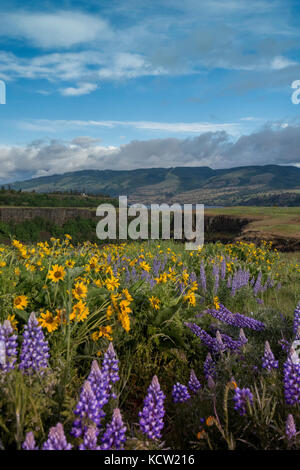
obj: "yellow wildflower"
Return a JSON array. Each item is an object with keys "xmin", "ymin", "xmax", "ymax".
[
  {"xmin": 13, "ymin": 295, "xmax": 28, "ymax": 310},
  {"xmin": 48, "ymin": 265, "xmax": 66, "ymax": 283}
]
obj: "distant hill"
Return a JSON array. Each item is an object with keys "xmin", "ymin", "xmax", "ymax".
[{"xmin": 9, "ymin": 165, "xmax": 300, "ymax": 206}]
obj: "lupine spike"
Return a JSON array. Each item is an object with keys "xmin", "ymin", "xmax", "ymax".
[
  {"xmin": 188, "ymin": 370, "xmax": 201, "ymax": 393},
  {"xmin": 205, "ymin": 304, "xmax": 265, "ymax": 330},
  {"xmin": 87, "ymin": 360, "xmax": 109, "ymax": 416},
  {"xmin": 0, "ymin": 320, "xmax": 18, "ymax": 372},
  {"xmin": 22, "ymin": 431, "xmax": 38, "ymax": 450},
  {"xmin": 233, "ymin": 387, "xmax": 253, "ymax": 416},
  {"xmin": 283, "ymin": 354, "xmax": 300, "ymax": 406},
  {"xmin": 102, "ymin": 343, "xmax": 120, "ymax": 399},
  {"xmin": 19, "ymin": 312, "xmax": 49, "ymax": 374},
  {"xmin": 286, "ymin": 414, "xmax": 297, "ymax": 440},
  {"xmin": 42, "ymin": 423, "xmax": 72, "ymax": 450},
  {"xmin": 204, "ymin": 353, "xmax": 216, "ymax": 380},
  {"xmin": 79, "ymin": 426, "xmax": 101, "ymax": 450},
  {"xmin": 293, "ymin": 302, "xmax": 300, "ymax": 336},
  {"xmin": 262, "ymin": 341, "xmax": 278, "ymax": 370},
  {"xmin": 71, "ymin": 380, "xmax": 103, "ymax": 437},
  {"xmin": 172, "ymin": 382, "xmax": 191, "ymax": 403},
  {"xmin": 138, "ymin": 375, "xmax": 165, "ymax": 440},
  {"xmin": 101, "ymin": 408, "xmax": 127, "ymax": 450},
  {"xmin": 239, "ymin": 328, "xmax": 248, "ymax": 345}
]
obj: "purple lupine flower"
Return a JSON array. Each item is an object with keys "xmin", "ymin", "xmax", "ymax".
[
  {"xmin": 190, "ymin": 272, "xmax": 197, "ymax": 285},
  {"xmin": 204, "ymin": 353, "xmax": 216, "ymax": 380},
  {"xmin": 22, "ymin": 431, "xmax": 38, "ymax": 450},
  {"xmin": 188, "ymin": 370, "xmax": 201, "ymax": 393},
  {"xmin": 286, "ymin": 414, "xmax": 297, "ymax": 440},
  {"xmin": 262, "ymin": 341, "xmax": 278, "ymax": 370},
  {"xmin": 172, "ymin": 382, "xmax": 191, "ymax": 403},
  {"xmin": 283, "ymin": 356, "xmax": 300, "ymax": 406},
  {"xmin": 253, "ymin": 272, "xmax": 262, "ymax": 296},
  {"xmin": 199, "ymin": 261, "xmax": 206, "ymax": 293},
  {"xmin": 220, "ymin": 333, "xmax": 244, "ymax": 353},
  {"xmin": 207, "ymin": 375, "xmax": 216, "ymax": 389},
  {"xmin": 152, "ymin": 257, "xmax": 161, "ymax": 277},
  {"xmin": 101, "ymin": 343, "xmax": 119, "ymax": 401},
  {"xmin": 233, "ymin": 387, "xmax": 253, "ymax": 416},
  {"xmin": 19, "ymin": 312, "xmax": 49, "ymax": 374},
  {"xmin": 239, "ymin": 328, "xmax": 248, "ymax": 345},
  {"xmin": 42, "ymin": 423, "xmax": 72, "ymax": 450},
  {"xmin": 204, "ymin": 304, "xmax": 265, "ymax": 331},
  {"xmin": 87, "ymin": 360, "xmax": 109, "ymax": 418},
  {"xmin": 139, "ymin": 375, "xmax": 165, "ymax": 440},
  {"xmin": 71, "ymin": 380, "xmax": 103, "ymax": 437},
  {"xmin": 102, "ymin": 343, "xmax": 119, "ymax": 388},
  {"xmin": 279, "ymin": 338, "xmax": 290, "ymax": 353},
  {"xmin": 213, "ymin": 264, "xmax": 219, "ymax": 295},
  {"xmin": 220, "ymin": 258, "xmax": 226, "ymax": 280},
  {"xmin": 185, "ymin": 322, "xmax": 225, "ymax": 354},
  {"xmin": 293, "ymin": 302, "xmax": 300, "ymax": 336},
  {"xmin": 101, "ymin": 408, "xmax": 127, "ymax": 450},
  {"xmin": 0, "ymin": 320, "xmax": 18, "ymax": 372},
  {"xmin": 79, "ymin": 426, "xmax": 101, "ymax": 450}
]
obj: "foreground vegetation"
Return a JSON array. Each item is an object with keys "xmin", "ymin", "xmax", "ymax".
[{"xmin": 0, "ymin": 238, "xmax": 300, "ymax": 450}]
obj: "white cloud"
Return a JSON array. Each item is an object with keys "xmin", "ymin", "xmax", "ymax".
[
  {"xmin": 1, "ymin": 123, "xmax": 300, "ymax": 182},
  {"xmin": 0, "ymin": 11, "xmax": 112, "ymax": 49},
  {"xmin": 271, "ymin": 55, "xmax": 297, "ymax": 70},
  {"xmin": 60, "ymin": 83, "xmax": 98, "ymax": 96},
  {"xmin": 0, "ymin": 2, "xmax": 298, "ymax": 93},
  {"xmin": 18, "ymin": 119, "xmax": 240, "ymax": 135}
]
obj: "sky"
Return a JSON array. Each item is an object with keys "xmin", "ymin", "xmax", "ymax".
[{"xmin": 0, "ymin": 0, "xmax": 300, "ymax": 182}]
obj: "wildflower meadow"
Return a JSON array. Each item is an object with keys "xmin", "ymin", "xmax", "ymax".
[{"xmin": 0, "ymin": 236, "xmax": 300, "ymax": 450}]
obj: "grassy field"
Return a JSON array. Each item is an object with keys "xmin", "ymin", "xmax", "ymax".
[
  {"xmin": 0, "ymin": 237, "xmax": 300, "ymax": 450},
  {"xmin": 206, "ymin": 206, "xmax": 300, "ymax": 239}
]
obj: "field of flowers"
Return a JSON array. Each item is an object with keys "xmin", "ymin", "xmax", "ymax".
[{"xmin": 0, "ymin": 236, "xmax": 300, "ymax": 450}]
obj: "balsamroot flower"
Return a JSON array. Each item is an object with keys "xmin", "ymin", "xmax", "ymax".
[
  {"xmin": 0, "ymin": 320, "xmax": 18, "ymax": 372},
  {"xmin": 262, "ymin": 341, "xmax": 278, "ymax": 370},
  {"xmin": 42, "ymin": 423, "xmax": 72, "ymax": 450},
  {"xmin": 101, "ymin": 408, "xmax": 127, "ymax": 450},
  {"xmin": 71, "ymin": 380, "xmax": 103, "ymax": 437},
  {"xmin": 286, "ymin": 414, "xmax": 297, "ymax": 441},
  {"xmin": 188, "ymin": 370, "xmax": 201, "ymax": 393},
  {"xmin": 19, "ymin": 312, "xmax": 49, "ymax": 374},
  {"xmin": 139, "ymin": 375, "xmax": 165, "ymax": 440},
  {"xmin": 293, "ymin": 302, "xmax": 300, "ymax": 336},
  {"xmin": 283, "ymin": 356, "xmax": 300, "ymax": 406},
  {"xmin": 172, "ymin": 382, "xmax": 191, "ymax": 403},
  {"xmin": 22, "ymin": 431, "xmax": 38, "ymax": 450},
  {"xmin": 233, "ymin": 387, "xmax": 253, "ymax": 416},
  {"xmin": 79, "ymin": 426, "xmax": 101, "ymax": 450}
]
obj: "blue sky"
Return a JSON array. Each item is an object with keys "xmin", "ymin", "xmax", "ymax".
[{"xmin": 0, "ymin": 0, "xmax": 300, "ymax": 182}]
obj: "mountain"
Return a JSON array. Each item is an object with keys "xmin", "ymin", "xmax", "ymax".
[{"xmin": 10, "ymin": 165, "xmax": 300, "ymax": 206}]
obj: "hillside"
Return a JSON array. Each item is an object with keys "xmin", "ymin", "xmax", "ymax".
[
  {"xmin": 0, "ymin": 189, "xmax": 117, "ymax": 208},
  {"xmin": 10, "ymin": 165, "xmax": 300, "ymax": 206}
]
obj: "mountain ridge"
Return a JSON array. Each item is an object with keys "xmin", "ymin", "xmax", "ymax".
[{"xmin": 9, "ymin": 164, "xmax": 300, "ymax": 206}]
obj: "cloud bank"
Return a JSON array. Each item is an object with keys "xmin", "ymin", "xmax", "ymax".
[{"xmin": 1, "ymin": 124, "xmax": 299, "ymax": 183}]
